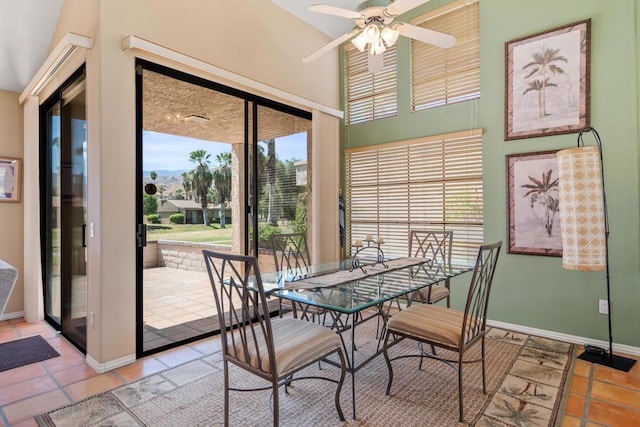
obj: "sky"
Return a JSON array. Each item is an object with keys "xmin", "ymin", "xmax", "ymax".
[{"xmin": 143, "ymin": 131, "xmax": 308, "ymax": 172}]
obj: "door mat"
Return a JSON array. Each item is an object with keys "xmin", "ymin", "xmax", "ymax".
[{"xmin": 0, "ymin": 335, "xmax": 60, "ymax": 372}]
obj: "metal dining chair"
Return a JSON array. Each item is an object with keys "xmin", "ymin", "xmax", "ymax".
[
  {"xmin": 382, "ymin": 241, "xmax": 502, "ymax": 422},
  {"xmin": 203, "ymin": 249, "xmax": 346, "ymax": 426},
  {"xmin": 408, "ymin": 229, "xmax": 454, "ymax": 306},
  {"xmin": 270, "ymin": 233, "xmax": 326, "ymax": 322}
]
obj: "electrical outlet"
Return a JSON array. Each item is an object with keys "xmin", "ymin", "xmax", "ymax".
[{"xmin": 598, "ymin": 299, "xmax": 609, "ymax": 315}]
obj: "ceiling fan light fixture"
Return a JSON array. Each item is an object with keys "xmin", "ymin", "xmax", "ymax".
[
  {"xmin": 381, "ymin": 26, "xmax": 399, "ymax": 47},
  {"xmin": 351, "ymin": 32, "xmax": 368, "ymax": 52},
  {"xmin": 363, "ymin": 23, "xmax": 380, "ymax": 43}
]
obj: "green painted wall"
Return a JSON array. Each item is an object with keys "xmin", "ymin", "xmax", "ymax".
[{"xmin": 340, "ymin": 0, "xmax": 640, "ymax": 347}]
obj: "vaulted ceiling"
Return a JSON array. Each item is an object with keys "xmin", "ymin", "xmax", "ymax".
[{"xmin": 0, "ymin": 0, "xmax": 359, "ymax": 94}]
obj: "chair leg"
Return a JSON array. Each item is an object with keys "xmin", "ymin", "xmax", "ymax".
[
  {"xmin": 458, "ymin": 351, "xmax": 464, "ymax": 422},
  {"xmin": 382, "ymin": 331, "xmax": 394, "ymax": 395},
  {"xmin": 481, "ymin": 336, "xmax": 487, "ymax": 393},
  {"xmin": 335, "ymin": 349, "xmax": 347, "ymax": 421},
  {"xmin": 223, "ymin": 361, "xmax": 230, "ymax": 426},
  {"xmin": 272, "ymin": 380, "xmax": 280, "ymax": 427}
]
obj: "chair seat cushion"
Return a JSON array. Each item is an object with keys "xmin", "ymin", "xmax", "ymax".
[
  {"xmin": 387, "ymin": 304, "xmax": 464, "ymax": 348},
  {"xmin": 229, "ymin": 317, "xmax": 341, "ymax": 377},
  {"xmin": 415, "ymin": 285, "xmax": 450, "ymax": 303}
]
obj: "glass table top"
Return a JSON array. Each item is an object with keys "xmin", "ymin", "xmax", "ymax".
[{"xmin": 261, "ymin": 258, "xmax": 473, "ymax": 314}]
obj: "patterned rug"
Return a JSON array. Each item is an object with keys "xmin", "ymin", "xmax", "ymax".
[{"xmin": 36, "ymin": 327, "xmax": 575, "ymax": 426}]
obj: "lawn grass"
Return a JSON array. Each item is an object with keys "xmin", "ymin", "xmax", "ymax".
[{"xmin": 147, "ymin": 223, "xmax": 232, "ymax": 244}]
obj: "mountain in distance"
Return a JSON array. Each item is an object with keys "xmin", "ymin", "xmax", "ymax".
[{"xmin": 143, "ymin": 169, "xmax": 188, "ymax": 178}]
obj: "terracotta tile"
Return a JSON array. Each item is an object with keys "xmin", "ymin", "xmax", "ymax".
[
  {"xmin": 573, "ymin": 359, "xmax": 592, "ymax": 378},
  {"xmin": 51, "ymin": 363, "xmax": 99, "ymax": 386},
  {"xmin": 16, "ymin": 323, "xmax": 57, "ymax": 338},
  {"xmin": 42, "ymin": 352, "xmax": 85, "ymax": 373},
  {"xmin": 114, "ymin": 357, "xmax": 168, "ymax": 382},
  {"xmin": 154, "ymin": 346, "xmax": 203, "ymax": 367},
  {"xmin": 591, "ymin": 381, "xmax": 640, "ymax": 410},
  {"xmin": 189, "ymin": 337, "xmax": 222, "ymax": 355},
  {"xmin": 11, "ymin": 418, "xmax": 39, "ymax": 427},
  {"xmin": 0, "ymin": 329, "xmax": 20, "ymax": 343},
  {"xmin": 63, "ymin": 372, "xmax": 123, "ymax": 401},
  {"xmin": 0, "ymin": 363, "xmax": 48, "ymax": 388},
  {"xmin": 3, "ymin": 389, "xmax": 70, "ymax": 425},
  {"xmin": 565, "ymin": 393, "xmax": 585, "ymax": 418},
  {"xmin": 0, "ymin": 375, "xmax": 58, "ymax": 405},
  {"xmin": 587, "ymin": 399, "xmax": 640, "ymax": 426},
  {"xmin": 560, "ymin": 415, "xmax": 581, "ymax": 427},
  {"xmin": 45, "ymin": 336, "xmax": 83, "ymax": 356},
  {"xmin": 569, "ymin": 374, "xmax": 589, "ymax": 395},
  {"xmin": 593, "ymin": 364, "xmax": 640, "ymax": 390},
  {"xmin": 584, "ymin": 423, "xmax": 601, "ymax": 427}
]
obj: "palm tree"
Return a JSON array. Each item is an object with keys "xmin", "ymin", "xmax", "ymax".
[
  {"xmin": 265, "ymin": 139, "xmax": 278, "ymax": 226},
  {"xmin": 181, "ymin": 171, "xmax": 193, "ymax": 201},
  {"xmin": 212, "ymin": 152, "xmax": 232, "ymax": 228},
  {"xmin": 189, "ymin": 149, "xmax": 214, "ymax": 226},
  {"xmin": 522, "ymin": 47, "xmax": 567, "ymax": 117},
  {"xmin": 521, "ymin": 169, "xmax": 559, "ymax": 237}
]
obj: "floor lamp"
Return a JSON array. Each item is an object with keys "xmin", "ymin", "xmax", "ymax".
[{"xmin": 556, "ymin": 127, "xmax": 636, "ymax": 372}]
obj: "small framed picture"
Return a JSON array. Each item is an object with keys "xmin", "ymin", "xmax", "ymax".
[
  {"xmin": 507, "ymin": 151, "xmax": 562, "ymax": 256},
  {"xmin": 0, "ymin": 157, "xmax": 22, "ymax": 203},
  {"xmin": 505, "ymin": 19, "xmax": 590, "ymax": 140}
]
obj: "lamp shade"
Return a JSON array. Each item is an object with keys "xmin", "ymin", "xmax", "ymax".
[{"xmin": 556, "ymin": 146, "xmax": 606, "ymax": 271}]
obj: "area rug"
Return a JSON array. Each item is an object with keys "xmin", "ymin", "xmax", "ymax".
[
  {"xmin": 36, "ymin": 327, "xmax": 575, "ymax": 426},
  {"xmin": 0, "ymin": 335, "xmax": 60, "ymax": 372}
]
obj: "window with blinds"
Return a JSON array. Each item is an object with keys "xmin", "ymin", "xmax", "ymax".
[
  {"xmin": 344, "ymin": 45, "xmax": 397, "ymax": 125},
  {"xmin": 411, "ymin": 0, "xmax": 480, "ymax": 111},
  {"xmin": 345, "ymin": 129, "xmax": 483, "ymax": 266}
]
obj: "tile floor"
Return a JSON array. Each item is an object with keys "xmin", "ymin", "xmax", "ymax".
[{"xmin": 0, "ymin": 317, "xmax": 639, "ymax": 426}]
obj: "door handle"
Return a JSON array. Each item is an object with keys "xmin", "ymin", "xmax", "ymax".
[
  {"xmin": 137, "ymin": 224, "xmax": 147, "ymax": 247},
  {"xmin": 82, "ymin": 224, "xmax": 87, "ymax": 248}
]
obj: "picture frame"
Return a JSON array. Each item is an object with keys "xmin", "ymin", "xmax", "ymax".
[
  {"xmin": 0, "ymin": 157, "xmax": 22, "ymax": 203},
  {"xmin": 507, "ymin": 150, "xmax": 562, "ymax": 256},
  {"xmin": 505, "ymin": 19, "xmax": 590, "ymax": 140}
]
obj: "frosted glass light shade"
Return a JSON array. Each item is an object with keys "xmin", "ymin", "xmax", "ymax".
[
  {"xmin": 381, "ymin": 27, "xmax": 399, "ymax": 47},
  {"xmin": 557, "ymin": 146, "xmax": 606, "ymax": 271},
  {"xmin": 351, "ymin": 32, "xmax": 368, "ymax": 52}
]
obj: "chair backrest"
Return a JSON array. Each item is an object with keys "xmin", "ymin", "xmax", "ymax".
[
  {"xmin": 409, "ymin": 230, "xmax": 453, "ymax": 267},
  {"xmin": 202, "ymin": 250, "xmax": 276, "ymax": 376},
  {"xmin": 461, "ymin": 241, "xmax": 502, "ymax": 347},
  {"xmin": 271, "ymin": 233, "xmax": 311, "ymax": 272}
]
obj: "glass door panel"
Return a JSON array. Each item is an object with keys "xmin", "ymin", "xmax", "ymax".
[
  {"xmin": 41, "ymin": 67, "xmax": 87, "ymax": 352},
  {"xmin": 137, "ymin": 66, "xmax": 245, "ymax": 356},
  {"xmin": 255, "ymin": 106, "xmax": 312, "ymax": 273}
]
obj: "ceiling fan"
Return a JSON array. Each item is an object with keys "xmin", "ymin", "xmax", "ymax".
[{"xmin": 302, "ymin": 0, "xmax": 456, "ymax": 73}]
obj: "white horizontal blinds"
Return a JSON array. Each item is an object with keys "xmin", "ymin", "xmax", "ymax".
[
  {"xmin": 411, "ymin": 0, "xmax": 480, "ymax": 111},
  {"xmin": 346, "ymin": 130, "xmax": 483, "ymax": 265},
  {"xmin": 345, "ymin": 45, "xmax": 398, "ymax": 124}
]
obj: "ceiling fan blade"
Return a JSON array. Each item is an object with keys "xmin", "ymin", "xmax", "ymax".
[
  {"xmin": 303, "ymin": 31, "xmax": 356, "ymax": 63},
  {"xmin": 309, "ymin": 4, "xmax": 362, "ymax": 20},
  {"xmin": 396, "ymin": 23, "xmax": 456, "ymax": 48},
  {"xmin": 368, "ymin": 53, "xmax": 385, "ymax": 74},
  {"xmin": 386, "ymin": 0, "xmax": 433, "ymax": 16}
]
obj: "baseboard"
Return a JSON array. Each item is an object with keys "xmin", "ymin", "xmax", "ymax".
[
  {"xmin": 86, "ymin": 353, "xmax": 136, "ymax": 373},
  {"xmin": 488, "ymin": 319, "xmax": 640, "ymax": 357},
  {"xmin": 0, "ymin": 311, "xmax": 25, "ymax": 321}
]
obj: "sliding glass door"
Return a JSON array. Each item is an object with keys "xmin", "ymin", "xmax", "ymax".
[{"xmin": 41, "ymin": 66, "xmax": 88, "ymax": 352}]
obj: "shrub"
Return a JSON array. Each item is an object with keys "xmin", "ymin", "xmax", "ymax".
[
  {"xmin": 146, "ymin": 213, "xmax": 161, "ymax": 224},
  {"xmin": 169, "ymin": 213, "xmax": 185, "ymax": 224},
  {"xmin": 143, "ymin": 193, "xmax": 158, "ymax": 215},
  {"xmin": 257, "ymin": 224, "xmax": 282, "ymax": 248}
]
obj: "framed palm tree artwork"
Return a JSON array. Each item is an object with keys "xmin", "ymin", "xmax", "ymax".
[
  {"xmin": 507, "ymin": 150, "xmax": 562, "ymax": 256},
  {"xmin": 505, "ymin": 19, "xmax": 590, "ymax": 140}
]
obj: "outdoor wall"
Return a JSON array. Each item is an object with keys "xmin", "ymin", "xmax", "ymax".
[
  {"xmin": 0, "ymin": 90, "xmax": 24, "ymax": 317},
  {"xmin": 340, "ymin": 0, "xmax": 640, "ymax": 348}
]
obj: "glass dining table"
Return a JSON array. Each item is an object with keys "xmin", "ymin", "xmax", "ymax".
[{"xmin": 261, "ymin": 256, "xmax": 473, "ymax": 419}]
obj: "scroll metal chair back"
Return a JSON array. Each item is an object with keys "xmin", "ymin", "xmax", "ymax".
[
  {"xmin": 382, "ymin": 241, "xmax": 502, "ymax": 422},
  {"xmin": 203, "ymin": 249, "xmax": 346, "ymax": 426},
  {"xmin": 270, "ymin": 233, "xmax": 322, "ymax": 321},
  {"xmin": 408, "ymin": 229, "xmax": 453, "ymax": 306},
  {"xmin": 271, "ymin": 232, "xmax": 311, "ymax": 273}
]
